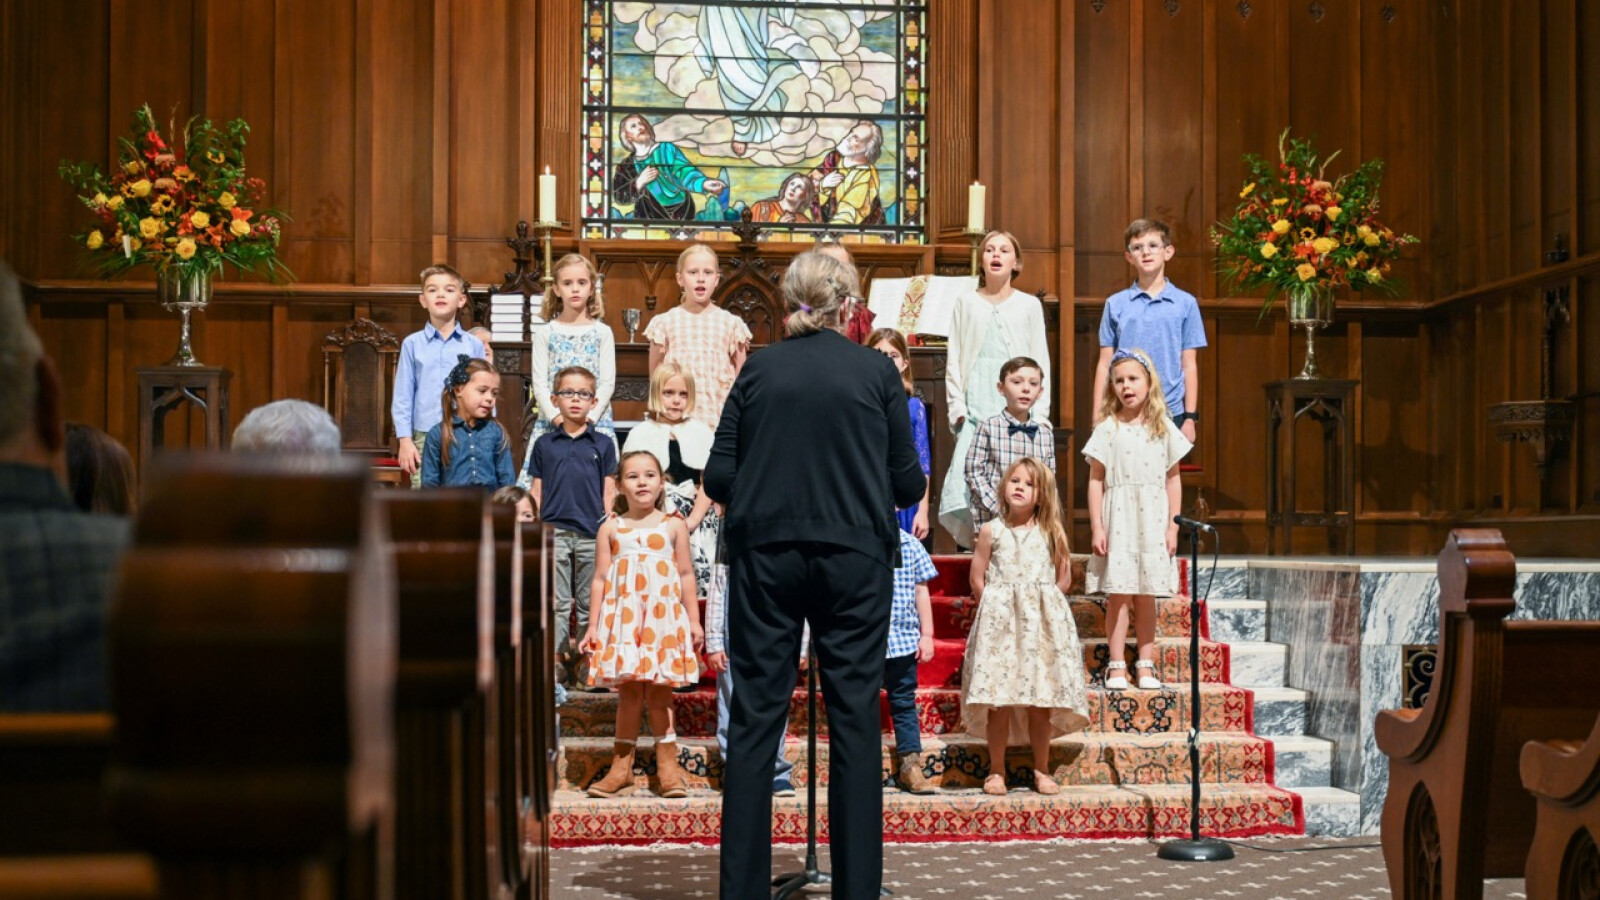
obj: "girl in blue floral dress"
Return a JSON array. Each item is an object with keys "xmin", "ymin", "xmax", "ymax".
[
  {"xmin": 519, "ymin": 253, "xmax": 618, "ymax": 486},
  {"xmin": 868, "ymin": 327, "xmax": 932, "ymax": 539}
]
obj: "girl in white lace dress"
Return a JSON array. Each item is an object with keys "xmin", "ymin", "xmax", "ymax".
[
  {"xmin": 962, "ymin": 457, "xmax": 1089, "ymax": 796},
  {"xmin": 1083, "ymin": 349, "xmax": 1192, "ymax": 691}
]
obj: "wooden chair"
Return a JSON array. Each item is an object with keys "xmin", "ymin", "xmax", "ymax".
[
  {"xmin": 1522, "ymin": 712, "xmax": 1600, "ymax": 900},
  {"xmin": 322, "ymin": 317, "xmax": 405, "ymax": 486},
  {"xmin": 1375, "ymin": 529, "xmax": 1600, "ymax": 900}
]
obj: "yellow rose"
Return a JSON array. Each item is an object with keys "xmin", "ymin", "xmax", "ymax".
[
  {"xmin": 123, "ymin": 160, "xmax": 142, "ymax": 175},
  {"xmin": 217, "ymin": 191, "xmax": 237, "ymax": 209},
  {"xmin": 131, "ymin": 179, "xmax": 152, "ymax": 197},
  {"xmin": 1239, "ymin": 182, "xmax": 1256, "ymax": 198},
  {"xmin": 230, "ymin": 218, "xmax": 252, "ymax": 237},
  {"xmin": 1356, "ymin": 224, "xmax": 1373, "ymax": 239},
  {"xmin": 86, "ymin": 230, "xmax": 104, "ymax": 250},
  {"xmin": 1271, "ymin": 219, "xmax": 1291, "ymax": 235},
  {"xmin": 138, "ymin": 217, "xmax": 162, "ymax": 239},
  {"xmin": 1325, "ymin": 206, "xmax": 1342, "ymax": 221},
  {"xmin": 106, "ymin": 195, "xmax": 124, "ymax": 210},
  {"xmin": 129, "ymin": 238, "xmax": 142, "ymax": 253},
  {"xmin": 190, "ymin": 211, "xmax": 211, "ymax": 228},
  {"xmin": 1296, "ymin": 263, "xmax": 1317, "ymax": 282},
  {"xmin": 1367, "ymin": 267, "xmax": 1383, "ymax": 282},
  {"xmin": 1364, "ymin": 233, "xmax": 1381, "ymax": 246},
  {"xmin": 175, "ymin": 238, "xmax": 198, "ymax": 260},
  {"xmin": 1271, "ymin": 198, "xmax": 1289, "ymax": 206},
  {"xmin": 92, "ymin": 192, "xmax": 108, "ymax": 206},
  {"xmin": 1312, "ymin": 237, "xmax": 1338, "ymax": 255},
  {"xmin": 1259, "ymin": 241, "xmax": 1278, "ymax": 259}
]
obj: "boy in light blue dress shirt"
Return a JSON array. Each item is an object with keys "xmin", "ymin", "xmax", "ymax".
[{"xmin": 392, "ymin": 263, "xmax": 486, "ymax": 487}]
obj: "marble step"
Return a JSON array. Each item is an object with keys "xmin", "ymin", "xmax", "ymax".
[
  {"xmin": 1225, "ymin": 641, "xmax": 1288, "ymax": 688},
  {"xmin": 1264, "ymin": 734, "xmax": 1332, "ymax": 788},
  {"xmin": 550, "ymin": 782, "xmax": 1303, "ymax": 845},
  {"xmin": 1294, "ymin": 786, "xmax": 1364, "ymax": 837},
  {"xmin": 1246, "ymin": 686, "xmax": 1309, "ymax": 737},
  {"xmin": 1206, "ymin": 598, "xmax": 1268, "ymax": 643},
  {"xmin": 557, "ymin": 683, "xmax": 1260, "ymax": 738},
  {"xmin": 557, "ymin": 731, "xmax": 1282, "ymax": 793}
]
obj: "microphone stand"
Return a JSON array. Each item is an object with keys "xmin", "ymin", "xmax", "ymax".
[
  {"xmin": 771, "ymin": 639, "xmax": 893, "ymax": 898},
  {"xmin": 1157, "ymin": 520, "xmax": 1234, "ymax": 862}
]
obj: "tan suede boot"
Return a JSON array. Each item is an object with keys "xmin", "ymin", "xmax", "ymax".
[
  {"xmin": 898, "ymin": 752, "xmax": 936, "ymax": 794},
  {"xmin": 586, "ymin": 741, "xmax": 637, "ymax": 798},
  {"xmin": 654, "ymin": 741, "xmax": 689, "ymax": 798}
]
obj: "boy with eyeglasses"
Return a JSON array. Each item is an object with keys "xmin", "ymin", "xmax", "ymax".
[
  {"xmin": 1091, "ymin": 219, "xmax": 1207, "ymax": 442},
  {"xmin": 527, "ymin": 365, "xmax": 619, "ymax": 688}
]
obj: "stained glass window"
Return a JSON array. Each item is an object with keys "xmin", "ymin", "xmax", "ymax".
[{"xmin": 582, "ymin": 1, "xmax": 927, "ymax": 245}]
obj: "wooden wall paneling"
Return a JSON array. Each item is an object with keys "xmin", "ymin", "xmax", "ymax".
[
  {"xmin": 1538, "ymin": 0, "xmax": 1574, "ymax": 258},
  {"xmin": 1509, "ymin": 0, "xmax": 1542, "ymax": 272},
  {"xmin": 1580, "ymin": 1, "xmax": 1600, "ymax": 255},
  {"xmin": 35, "ymin": 299, "xmax": 111, "ymax": 429},
  {"xmin": 1359, "ymin": 0, "xmax": 1426, "ymax": 294},
  {"xmin": 1212, "ymin": 0, "xmax": 1280, "ymax": 303},
  {"xmin": 1073, "ymin": 0, "xmax": 1131, "ymax": 299},
  {"xmin": 535, "ymin": 0, "xmax": 579, "ymax": 230},
  {"xmin": 449, "ymin": 0, "xmax": 520, "ymax": 282},
  {"xmin": 274, "ymin": 0, "xmax": 358, "ymax": 284},
  {"xmin": 106, "ymin": 298, "xmax": 126, "ymax": 438},
  {"xmin": 1209, "ymin": 312, "xmax": 1279, "ymax": 514},
  {"xmin": 368, "ymin": 0, "xmax": 435, "ymax": 284},
  {"xmin": 1428, "ymin": 0, "xmax": 1460, "ymax": 296},
  {"xmin": 990, "ymin": 0, "xmax": 1059, "ymax": 276},
  {"xmin": 1577, "ymin": 276, "xmax": 1598, "ymax": 513},
  {"xmin": 203, "ymin": 1, "xmax": 277, "ymax": 278},
  {"xmin": 0, "ymin": 2, "xmax": 18, "ymax": 265},
  {"xmin": 1456, "ymin": 0, "xmax": 1486, "ymax": 290},
  {"xmin": 202, "ymin": 299, "xmax": 275, "ymax": 431},
  {"xmin": 33, "ymin": 0, "xmax": 113, "ymax": 281},
  {"xmin": 108, "ymin": 0, "xmax": 197, "ymax": 155},
  {"xmin": 1358, "ymin": 319, "xmax": 1431, "ymax": 514},
  {"xmin": 352, "ymin": 0, "xmax": 373, "ymax": 284},
  {"xmin": 1286, "ymin": 0, "xmax": 1358, "ymax": 185},
  {"xmin": 1140, "ymin": 0, "xmax": 1204, "ymax": 292},
  {"xmin": 430, "ymin": 0, "xmax": 450, "ymax": 263},
  {"xmin": 1056, "ymin": 0, "xmax": 1077, "ymax": 519},
  {"xmin": 930, "ymin": 0, "xmax": 976, "ymax": 241},
  {"xmin": 1487, "ymin": 0, "xmax": 1512, "ymax": 280}
]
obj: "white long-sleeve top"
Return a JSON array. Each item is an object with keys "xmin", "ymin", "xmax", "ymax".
[
  {"xmin": 528, "ymin": 319, "xmax": 616, "ymax": 425},
  {"xmin": 942, "ymin": 288, "xmax": 1052, "ymax": 429}
]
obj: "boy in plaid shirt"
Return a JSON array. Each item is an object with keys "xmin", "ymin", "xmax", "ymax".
[
  {"xmin": 885, "ymin": 528, "xmax": 938, "ymax": 793},
  {"xmin": 964, "ymin": 356, "xmax": 1056, "ymax": 532}
]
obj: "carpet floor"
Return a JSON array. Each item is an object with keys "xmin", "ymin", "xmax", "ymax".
[{"xmin": 551, "ymin": 837, "xmax": 1527, "ymax": 899}]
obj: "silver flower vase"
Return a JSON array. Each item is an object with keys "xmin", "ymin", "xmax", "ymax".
[
  {"xmin": 157, "ymin": 267, "xmax": 213, "ymax": 367},
  {"xmin": 1286, "ymin": 283, "xmax": 1334, "ymax": 379}
]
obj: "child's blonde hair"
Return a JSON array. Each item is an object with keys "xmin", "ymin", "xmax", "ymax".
[
  {"xmin": 648, "ymin": 362, "xmax": 697, "ymax": 420},
  {"xmin": 999, "ymin": 457, "xmax": 1069, "ymax": 562},
  {"xmin": 542, "ymin": 253, "xmax": 605, "ymax": 320},
  {"xmin": 980, "ymin": 230, "xmax": 1023, "ymax": 286},
  {"xmin": 1098, "ymin": 349, "xmax": 1170, "ymax": 438},
  {"xmin": 677, "ymin": 242, "xmax": 718, "ymax": 270},
  {"xmin": 612, "ymin": 450, "xmax": 668, "ymax": 516},
  {"xmin": 866, "ymin": 327, "xmax": 913, "ymax": 395}
]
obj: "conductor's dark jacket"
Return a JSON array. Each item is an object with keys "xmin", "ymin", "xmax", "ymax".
[{"xmin": 704, "ymin": 328, "xmax": 927, "ymax": 569}]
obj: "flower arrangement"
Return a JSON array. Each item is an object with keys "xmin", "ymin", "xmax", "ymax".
[
  {"xmin": 59, "ymin": 105, "xmax": 289, "ymax": 283},
  {"xmin": 1211, "ymin": 129, "xmax": 1416, "ymax": 314}
]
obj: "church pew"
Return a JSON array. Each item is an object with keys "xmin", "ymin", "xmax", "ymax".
[
  {"xmin": 486, "ymin": 504, "xmax": 527, "ymax": 900},
  {"xmin": 378, "ymin": 491, "xmax": 495, "ymax": 900},
  {"xmin": 1375, "ymin": 529, "xmax": 1600, "ymax": 900},
  {"xmin": 518, "ymin": 522, "xmax": 556, "ymax": 900},
  {"xmin": 1521, "ymin": 712, "xmax": 1600, "ymax": 900},
  {"xmin": 108, "ymin": 455, "xmax": 395, "ymax": 900}
]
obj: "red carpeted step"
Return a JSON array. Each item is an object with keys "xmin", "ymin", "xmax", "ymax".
[
  {"xmin": 929, "ymin": 593, "xmax": 1202, "ymax": 641},
  {"xmin": 929, "ymin": 555, "xmax": 1191, "ymax": 602},
  {"xmin": 558, "ymin": 681, "xmax": 1255, "ymax": 739},
  {"xmin": 548, "ymin": 781, "xmax": 1303, "ymax": 845},
  {"xmin": 556, "ymin": 731, "xmax": 1278, "ymax": 794}
]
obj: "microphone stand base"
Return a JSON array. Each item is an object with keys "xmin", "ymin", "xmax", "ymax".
[
  {"xmin": 772, "ymin": 868, "xmax": 831, "ymax": 899},
  {"xmin": 1157, "ymin": 838, "xmax": 1236, "ymax": 862}
]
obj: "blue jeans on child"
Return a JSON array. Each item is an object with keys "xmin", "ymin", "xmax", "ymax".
[
  {"xmin": 716, "ymin": 668, "xmax": 795, "ymax": 791},
  {"xmin": 552, "ymin": 528, "xmax": 595, "ymax": 662},
  {"xmin": 882, "ymin": 654, "xmax": 922, "ymax": 756}
]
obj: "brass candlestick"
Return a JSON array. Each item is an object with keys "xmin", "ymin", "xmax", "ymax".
[
  {"xmin": 965, "ymin": 227, "xmax": 986, "ymax": 277},
  {"xmin": 534, "ymin": 219, "xmax": 562, "ymax": 296}
]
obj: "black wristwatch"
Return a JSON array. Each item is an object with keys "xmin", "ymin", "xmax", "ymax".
[{"xmin": 1174, "ymin": 411, "xmax": 1200, "ymax": 426}]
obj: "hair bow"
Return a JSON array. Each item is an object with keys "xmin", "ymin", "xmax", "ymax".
[{"xmin": 446, "ymin": 354, "xmax": 475, "ymax": 388}]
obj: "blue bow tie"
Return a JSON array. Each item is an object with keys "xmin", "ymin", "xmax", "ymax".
[{"xmin": 1008, "ymin": 421, "xmax": 1038, "ymax": 437}]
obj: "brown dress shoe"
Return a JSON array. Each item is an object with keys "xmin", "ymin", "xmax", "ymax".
[
  {"xmin": 586, "ymin": 741, "xmax": 638, "ymax": 798},
  {"xmin": 654, "ymin": 740, "xmax": 690, "ymax": 798},
  {"xmin": 898, "ymin": 752, "xmax": 937, "ymax": 794}
]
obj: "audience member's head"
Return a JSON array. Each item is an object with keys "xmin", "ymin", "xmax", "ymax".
[
  {"xmin": 469, "ymin": 326, "xmax": 494, "ymax": 355},
  {"xmin": 781, "ymin": 250, "xmax": 859, "ymax": 338},
  {"xmin": 0, "ymin": 263, "xmax": 63, "ymax": 471},
  {"xmin": 233, "ymin": 400, "xmax": 343, "ymax": 456},
  {"xmin": 65, "ymin": 423, "xmax": 136, "ymax": 516},
  {"xmin": 491, "ymin": 485, "xmax": 536, "ymax": 522}
]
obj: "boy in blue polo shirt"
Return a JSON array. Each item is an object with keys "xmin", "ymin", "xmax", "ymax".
[
  {"xmin": 528, "ymin": 365, "xmax": 618, "ymax": 688},
  {"xmin": 393, "ymin": 264, "xmax": 487, "ymax": 486},
  {"xmin": 1091, "ymin": 219, "xmax": 1207, "ymax": 442}
]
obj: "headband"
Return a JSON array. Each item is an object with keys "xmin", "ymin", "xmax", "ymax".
[
  {"xmin": 1111, "ymin": 348, "xmax": 1152, "ymax": 373},
  {"xmin": 446, "ymin": 354, "xmax": 475, "ymax": 389}
]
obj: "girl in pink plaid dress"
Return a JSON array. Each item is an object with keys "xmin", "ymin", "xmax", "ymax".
[{"xmin": 645, "ymin": 243, "xmax": 752, "ymax": 430}]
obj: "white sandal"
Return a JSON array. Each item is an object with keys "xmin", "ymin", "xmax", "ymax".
[
  {"xmin": 1104, "ymin": 660, "xmax": 1129, "ymax": 690},
  {"xmin": 1135, "ymin": 659, "xmax": 1162, "ymax": 691}
]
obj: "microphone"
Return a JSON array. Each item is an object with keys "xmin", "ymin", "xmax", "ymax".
[{"xmin": 1173, "ymin": 515, "xmax": 1216, "ymax": 532}]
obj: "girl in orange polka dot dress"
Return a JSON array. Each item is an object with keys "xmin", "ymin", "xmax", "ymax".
[{"xmin": 581, "ymin": 449, "xmax": 704, "ymax": 798}]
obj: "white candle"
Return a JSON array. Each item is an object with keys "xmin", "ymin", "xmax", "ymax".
[
  {"xmin": 967, "ymin": 182, "xmax": 986, "ymax": 232},
  {"xmin": 122, "ymin": 234, "xmax": 132, "ymax": 258},
  {"xmin": 539, "ymin": 167, "xmax": 557, "ymax": 223}
]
